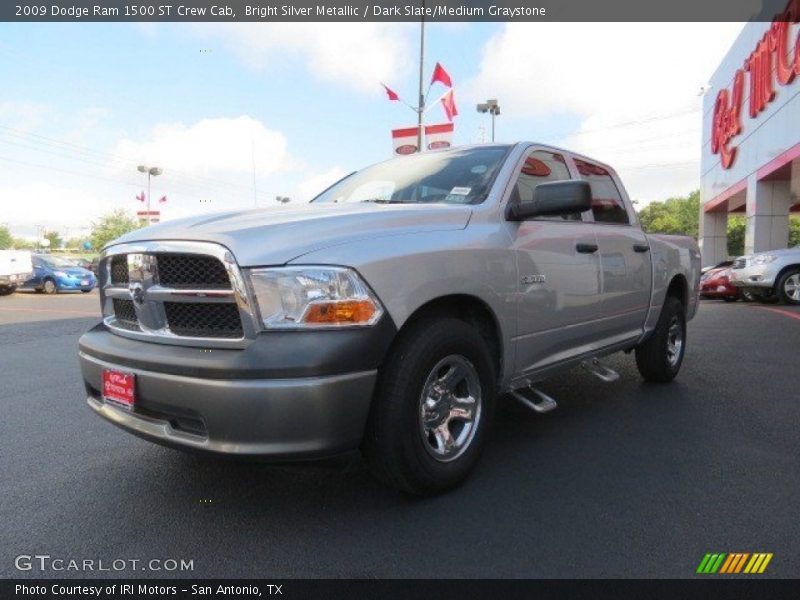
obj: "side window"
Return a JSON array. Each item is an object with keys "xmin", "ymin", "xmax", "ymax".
[
  {"xmin": 512, "ymin": 150, "xmax": 580, "ymax": 221},
  {"xmin": 573, "ymin": 158, "xmax": 630, "ymax": 225}
]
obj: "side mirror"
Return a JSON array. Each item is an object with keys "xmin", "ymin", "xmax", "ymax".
[{"xmin": 507, "ymin": 180, "xmax": 592, "ymax": 221}]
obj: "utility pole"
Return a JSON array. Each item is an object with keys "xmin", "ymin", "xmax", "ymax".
[
  {"xmin": 137, "ymin": 165, "xmax": 163, "ymax": 225},
  {"xmin": 416, "ymin": 5, "xmax": 425, "ymax": 153}
]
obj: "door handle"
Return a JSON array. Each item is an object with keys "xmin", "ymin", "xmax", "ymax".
[
  {"xmin": 576, "ymin": 243, "xmax": 599, "ymax": 254},
  {"xmin": 633, "ymin": 244, "xmax": 650, "ymax": 253}
]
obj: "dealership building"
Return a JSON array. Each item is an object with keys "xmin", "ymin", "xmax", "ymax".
[{"xmin": 700, "ymin": 8, "xmax": 800, "ymax": 265}]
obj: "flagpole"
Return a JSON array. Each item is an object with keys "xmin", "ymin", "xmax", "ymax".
[{"xmin": 417, "ymin": 3, "xmax": 425, "ymax": 153}]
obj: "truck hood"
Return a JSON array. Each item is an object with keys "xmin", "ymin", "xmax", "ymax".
[{"xmin": 110, "ymin": 203, "xmax": 473, "ymax": 266}]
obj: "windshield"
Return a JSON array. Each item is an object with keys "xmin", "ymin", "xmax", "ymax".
[
  {"xmin": 39, "ymin": 256, "xmax": 76, "ymax": 268},
  {"xmin": 312, "ymin": 146, "xmax": 512, "ymax": 205}
]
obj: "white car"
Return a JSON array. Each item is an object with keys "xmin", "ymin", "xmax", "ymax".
[
  {"xmin": 0, "ymin": 250, "xmax": 33, "ymax": 296},
  {"xmin": 729, "ymin": 245, "xmax": 800, "ymax": 305}
]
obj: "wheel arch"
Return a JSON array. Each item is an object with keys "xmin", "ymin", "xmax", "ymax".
[
  {"xmin": 774, "ymin": 263, "xmax": 800, "ymax": 286},
  {"xmin": 394, "ymin": 294, "xmax": 504, "ymax": 382},
  {"xmin": 666, "ymin": 273, "xmax": 689, "ymax": 308}
]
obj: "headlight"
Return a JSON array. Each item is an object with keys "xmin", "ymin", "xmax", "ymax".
[
  {"xmin": 752, "ymin": 255, "xmax": 777, "ymax": 265},
  {"xmin": 247, "ymin": 266, "xmax": 384, "ymax": 329}
]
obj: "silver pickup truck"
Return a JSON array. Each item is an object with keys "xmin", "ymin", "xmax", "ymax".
[{"xmin": 78, "ymin": 143, "xmax": 700, "ymax": 494}]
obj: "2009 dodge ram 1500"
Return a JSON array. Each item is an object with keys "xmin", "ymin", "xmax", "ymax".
[{"xmin": 78, "ymin": 143, "xmax": 701, "ymax": 494}]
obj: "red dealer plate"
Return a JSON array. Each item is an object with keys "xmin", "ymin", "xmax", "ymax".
[{"xmin": 102, "ymin": 369, "xmax": 135, "ymax": 409}]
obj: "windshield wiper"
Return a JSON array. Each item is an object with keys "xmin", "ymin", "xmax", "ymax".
[{"xmin": 360, "ymin": 198, "xmax": 408, "ymax": 204}]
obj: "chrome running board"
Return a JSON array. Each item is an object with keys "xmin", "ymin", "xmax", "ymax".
[
  {"xmin": 581, "ymin": 358, "xmax": 620, "ymax": 383},
  {"xmin": 510, "ymin": 385, "xmax": 558, "ymax": 413}
]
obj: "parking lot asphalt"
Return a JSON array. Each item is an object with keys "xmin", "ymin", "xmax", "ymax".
[{"xmin": 1, "ymin": 293, "xmax": 798, "ymax": 579}]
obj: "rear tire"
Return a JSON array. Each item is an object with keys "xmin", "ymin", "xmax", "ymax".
[
  {"xmin": 740, "ymin": 290, "xmax": 756, "ymax": 302},
  {"xmin": 42, "ymin": 279, "xmax": 57, "ymax": 295},
  {"xmin": 635, "ymin": 296, "xmax": 686, "ymax": 383},
  {"xmin": 362, "ymin": 317, "xmax": 496, "ymax": 495},
  {"xmin": 776, "ymin": 268, "xmax": 800, "ymax": 306},
  {"xmin": 723, "ymin": 296, "xmax": 738, "ymax": 303},
  {"xmin": 0, "ymin": 286, "xmax": 14, "ymax": 296}
]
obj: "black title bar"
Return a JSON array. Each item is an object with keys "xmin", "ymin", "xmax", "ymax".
[{"xmin": 1, "ymin": 0, "xmax": 795, "ymax": 22}]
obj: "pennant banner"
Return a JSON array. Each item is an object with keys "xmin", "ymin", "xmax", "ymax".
[
  {"xmin": 391, "ymin": 126, "xmax": 420, "ymax": 155},
  {"xmin": 425, "ymin": 123, "xmax": 454, "ymax": 150}
]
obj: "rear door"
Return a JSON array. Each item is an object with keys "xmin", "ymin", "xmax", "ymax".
[
  {"xmin": 573, "ymin": 158, "xmax": 652, "ymax": 341},
  {"xmin": 507, "ymin": 148, "xmax": 603, "ymax": 374}
]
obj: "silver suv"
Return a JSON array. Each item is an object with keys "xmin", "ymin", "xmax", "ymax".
[
  {"xmin": 79, "ymin": 144, "xmax": 700, "ymax": 494},
  {"xmin": 730, "ymin": 246, "xmax": 800, "ymax": 304}
]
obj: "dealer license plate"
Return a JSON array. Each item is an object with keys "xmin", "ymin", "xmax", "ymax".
[{"xmin": 102, "ymin": 369, "xmax": 135, "ymax": 409}]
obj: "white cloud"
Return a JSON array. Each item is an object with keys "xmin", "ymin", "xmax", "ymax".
[
  {"xmin": 114, "ymin": 115, "xmax": 290, "ymax": 177},
  {"xmin": 294, "ymin": 166, "xmax": 349, "ymax": 202},
  {"xmin": 195, "ymin": 23, "xmax": 413, "ymax": 93},
  {"xmin": 465, "ymin": 22, "xmax": 745, "ymax": 202}
]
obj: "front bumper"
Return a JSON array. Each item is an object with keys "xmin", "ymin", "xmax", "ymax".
[
  {"xmin": 78, "ymin": 319, "xmax": 395, "ymax": 459},
  {"xmin": 80, "ymin": 351, "xmax": 376, "ymax": 458},
  {"xmin": 58, "ymin": 276, "xmax": 96, "ymax": 290},
  {"xmin": 729, "ymin": 264, "xmax": 779, "ymax": 289}
]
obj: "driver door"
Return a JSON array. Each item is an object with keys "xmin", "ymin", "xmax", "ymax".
[{"xmin": 507, "ymin": 149, "xmax": 603, "ymax": 375}]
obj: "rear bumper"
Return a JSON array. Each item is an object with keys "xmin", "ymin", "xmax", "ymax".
[{"xmin": 80, "ymin": 350, "xmax": 377, "ymax": 459}]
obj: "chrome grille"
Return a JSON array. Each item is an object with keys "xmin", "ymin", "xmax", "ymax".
[
  {"xmin": 156, "ymin": 254, "xmax": 231, "ymax": 288},
  {"xmin": 112, "ymin": 298, "xmax": 138, "ymax": 326},
  {"xmin": 164, "ymin": 302, "xmax": 243, "ymax": 338},
  {"xmin": 110, "ymin": 255, "xmax": 129, "ymax": 284},
  {"xmin": 100, "ymin": 241, "xmax": 255, "ymax": 347},
  {"xmin": 733, "ymin": 258, "xmax": 747, "ymax": 269}
]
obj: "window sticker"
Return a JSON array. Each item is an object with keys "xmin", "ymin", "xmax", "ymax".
[{"xmin": 450, "ymin": 186, "xmax": 472, "ymax": 195}]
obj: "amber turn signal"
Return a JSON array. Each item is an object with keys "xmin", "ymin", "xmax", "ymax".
[{"xmin": 302, "ymin": 300, "xmax": 378, "ymax": 325}]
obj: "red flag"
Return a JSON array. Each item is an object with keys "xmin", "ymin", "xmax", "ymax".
[
  {"xmin": 381, "ymin": 83, "xmax": 399, "ymax": 101},
  {"xmin": 158, "ymin": 195, "xmax": 167, "ymax": 204},
  {"xmin": 431, "ymin": 62, "xmax": 452, "ymax": 88},
  {"xmin": 136, "ymin": 191, "xmax": 145, "ymax": 203},
  {"xmin": 441, "ymin": 90, "xmax": 458, "ymax": 121}
]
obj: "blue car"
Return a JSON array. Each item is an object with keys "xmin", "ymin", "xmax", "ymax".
[{"xmin": 21, "ymin": 255, "xmax": 97, "ymax": 294}]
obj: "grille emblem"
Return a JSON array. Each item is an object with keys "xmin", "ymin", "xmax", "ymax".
[{"xmin": 130, "ymin": 283, "xmax": 145, "ymax": 306}]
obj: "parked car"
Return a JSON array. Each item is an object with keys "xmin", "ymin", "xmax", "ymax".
[
  {"xmin": 21, "ymin": 254, "xmax": 97, "ymax": 294},
  {"xmin": 699, "ymin": 266, "xmax": 739, "ymax": 302},
  {"xmin": 701, "ymin": 260, "xmax": 733, "ymax": 275},
  {"xmin": 729, "ymin": 245, "xmax": 800, "ymax": 305},
  {"xmin": 0, "ymin": 250, "xmax": 33, "ymax": 296},
  {"xmin": 71, "ymin": 257, "xmax": 94, "ymax": 271},
  {"xmin": 78, "ymin": 143, "xmax": 700, "ymax": 494}
]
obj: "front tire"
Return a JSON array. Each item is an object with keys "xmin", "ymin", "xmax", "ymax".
[
  {"xmin": 635, "ymin": 296, "xmax": 686, "ymax": 383},
  {"xmin": 362, "ymin": 317, "xmax": 496, "ymax": 495},
  {"xmin": 776, "ymin": 268, "xmax": 800, "ymax": 305}
]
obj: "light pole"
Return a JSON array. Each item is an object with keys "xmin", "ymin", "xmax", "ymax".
[
  {"xmin": 476, "ymin": 99, "xmax": 500, "ymax": 142},
  {"xmin": 137, "ymin": 165, "xmax": 163, "ymax": 224}
]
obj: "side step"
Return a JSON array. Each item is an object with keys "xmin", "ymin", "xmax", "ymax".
[
  {"xmin": 510, "ymin": 386, "xmax": 558, "ymax": 413},
  {"xmin": 580, "ymin": 358, "xmax": 620, "ymax": 383}
]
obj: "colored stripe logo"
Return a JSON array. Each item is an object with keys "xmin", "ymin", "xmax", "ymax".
[{"xmin": 696, "ymin": 552, "xmax": 773, "ymax": 574}]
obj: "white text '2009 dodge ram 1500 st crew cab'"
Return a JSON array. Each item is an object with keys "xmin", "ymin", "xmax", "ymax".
[{"xmin": 79, "ymin": 143, "xmax": 701, "ymax": 494}]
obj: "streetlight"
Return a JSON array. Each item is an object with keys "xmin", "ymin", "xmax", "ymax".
[
  {"xmin": 476, "ymin": 99, "xmax": 501, "ymax": 142},
  {"xmin": 137, "ymin": 165, "xmax": 163, "ymax": 224}
]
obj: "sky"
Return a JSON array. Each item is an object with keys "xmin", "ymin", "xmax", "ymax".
[{"xmin": 0, "ymin": 21, "xmax": 745, "ymax": 240}]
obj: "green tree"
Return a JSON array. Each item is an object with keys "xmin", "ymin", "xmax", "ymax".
[
  {"xmin": 11, "ymin": 237, "xmax": 35, "ymax": 250},
  {"xmin": 790, "ymin": 216, "xmax": 800, "ymax": 248},
  {"xmin": 0, "ymin": 225, "xmax": 12, "ymax": 249},
  {"xmin": 726, "ymin": 216, "xmax": 746, "ymax": 257},
  {"xmin": 637, "ymin": 190, "xmax": 700, "ymax": 238},
  {"xmin": 91, "ymin": 209, "xmax": 140, "ymax": 250},
  {"xmin": 44, "ymin": 231, "xmax": 63, "ymax": 250}
]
